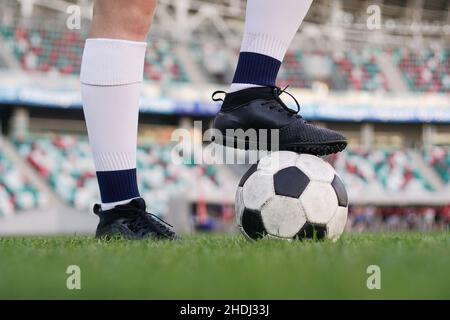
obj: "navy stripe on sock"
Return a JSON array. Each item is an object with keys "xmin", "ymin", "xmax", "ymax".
[
  {"xmin": 232, "ymin": 52, "xmax": 281, "ymax": 87},
  {"xmin": 96, "ymin": 168, "xmax": 140, "ymax": 203}
]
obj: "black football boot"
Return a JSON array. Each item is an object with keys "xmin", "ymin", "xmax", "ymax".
[
  {"xmin": 212, "ymin": 86, "xmax": 347, "ymax": 156},
  {"xmin": 94, "ymin": 198, "xmax": 180, "ymax": 240}
]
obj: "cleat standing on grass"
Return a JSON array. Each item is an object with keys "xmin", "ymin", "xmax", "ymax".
[{"xmin": 94, "ymin": 198, "xmax": 180, "ymax": 240}]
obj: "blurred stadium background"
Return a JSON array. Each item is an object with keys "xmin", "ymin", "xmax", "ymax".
[{"xmin": 0, "ymin": 0, "xmax": 449, "ymax": 235}]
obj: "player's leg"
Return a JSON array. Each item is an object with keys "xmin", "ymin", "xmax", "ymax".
[
  {"xmin": 213, "ymin": 0, "xmax": 347, "ymax": 155},
  {"xmin": 81, "ymin": 0, "xmax": 178, "ymax": 239},
  {"xmin": 230, "ymin": 0, "xmax": 313, "ymax": 93},
  {"xmin": 88, "ymin": 0, "xmax": 156, "ymax": 41}
]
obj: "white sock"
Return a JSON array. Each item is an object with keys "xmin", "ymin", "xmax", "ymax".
[
  {"xmin": 229, "ymin": 0, "xmax": 313, "ymax": 93},
  {"xmin": 229, "ymin": 83, "xmax": 263, "ymax": 93},
  {"xmin": 80, "ymin": 38, "xmax": 146, "ymax": 210},
  {"xmin": 100, "ymin": 197, "xmax": 141, "ymax": 211}
]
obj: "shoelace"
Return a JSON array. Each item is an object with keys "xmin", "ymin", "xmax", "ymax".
[
  {"xmin": 211, "ymin": 90, "xmax": 227, "ymax": 102},
  {"xmin": 263, "ymin": 85, "xmax": 302, "ymax": 119},
  {"xmin": 147, "ymin": 212, "xmax": 175, "ymax": 234},
  {"xmin": 125, "ymin": 209, "xmax": 175, "ymax": 236}
]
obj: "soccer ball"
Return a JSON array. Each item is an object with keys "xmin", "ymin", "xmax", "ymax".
[{"xmin": 235, "ymin": 151, "xmax": 348, "ymax": 241}]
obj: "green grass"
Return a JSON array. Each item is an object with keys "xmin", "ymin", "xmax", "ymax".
[{"xmin": 0, "ymin": 233, "xmax": 449, "ymax": 299}]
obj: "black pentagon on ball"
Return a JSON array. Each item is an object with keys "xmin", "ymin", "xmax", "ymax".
[
  {"xmin": 241, "ymin": 208, "xmax": 267, "ymax": 240},
  {"xmin": 238, "ymin": 163, "xmax": 258, "ymax": 187},
  {"xmin": 273, "ymin": 166, "xmax": 310, "ymax": 198},
  {"xmin": 331, "ymin": 175, "xmax": 348, "ymax": 207},
  {"xmin": 296, "ymin": 222, "xmax": 327, "ymax": 241}
]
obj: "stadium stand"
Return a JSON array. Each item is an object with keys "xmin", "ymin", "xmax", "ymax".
[
  {"xmin": 329, "ymin": 148, "xmax": 434, "ymax": 194},
  {"xmin": 371, "ymin": 149, "xmax": 434, "ymax": 192},
  {"xmin": 424, "ymin": 147, "xmax": 450, "ymax": 184},
  {"xmin": 328, "ymin": 149, "xmax": 380, "ymax": 194},
  {"xmin": 0, "ymin": 55, "xmax": 6, "ymax": 68},
  {"xmin": 0, "ymin": 25, "xmax": 190, "ymax": 83},
  {"xmin": 3, "ymin": 22, "xmax": 450, "ymax": 93},
  {"xmin": 332, "ymin": 49, "xmax": 389, "ymax": 92},
  {"xmin": 190, "ymin": 42, "xmax": 231, "ymax": 84},
  {"xmin": 278, "ymin": 50, "xmax": 313, "ymax": 89},
  {"xmin": 0, "ymin": 25, "xmax": 84, "ymax": 75},
  {"xmin": 191, "ymin": 45, "xmax": 390, "ymax": 91},
  {"xmin": 394, "ymin": 48, "xmax": 450, "ymax": 93},
  {"xmin": 144, "ymin": 37, "xmax": 190, "ymax": 83},
  {"xmin": 14, "ymin": 135, "xmax": 225, "ymax": 214},
  {"xmin": 11, "ymin": 134, "xmax": 441, "ymax": 215},
  {"xmin": 0, "ymin": 151, "xmax": 42, "ymax": 217}
]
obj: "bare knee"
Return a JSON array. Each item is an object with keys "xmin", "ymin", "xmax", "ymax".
[{"xmin": 90, "ymin": 0, "xmax": 157, "ymax": 41}]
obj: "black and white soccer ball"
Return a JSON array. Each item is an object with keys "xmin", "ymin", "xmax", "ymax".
[{"xmin": 235, "ymin": 151, "xmax": 348, "ymax": 241}]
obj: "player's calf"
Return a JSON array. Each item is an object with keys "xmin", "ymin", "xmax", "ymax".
[{"xmin": 89, "ymin": 0, "xmax": 157, "ymax": 41}]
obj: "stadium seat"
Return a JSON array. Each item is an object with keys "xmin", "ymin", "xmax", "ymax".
[
  {"xmin": 424, "ymin": 147, "xmax": 450, "ymax": 184},
  {"xmin": 0, "ymin": 152, "xmax": 42, "ymax": 217},
  {"xmin": 394, "ymin": 48, "xmax": 450, "ymax": 93}
]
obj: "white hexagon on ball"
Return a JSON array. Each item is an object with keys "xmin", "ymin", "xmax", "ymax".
[
  {"xmin": 327, "ymin": 206, "xmax": 348, "ymax": 241},
  {"xmin": 242, "ymin": 171, "xmax": 275, "ymax": 210},
  {"xmin": 261, "ymin": 196, "xmax": 306, "ymax": 238},
  {"xmin": 300, "ymin": 181, "xmax": 338, "ymax": 224},
  {"xmin": 296, "ymin": 154, "xmax": 335, "ymax": 183},
  {"xmin": 258, "ymin": 151, "xmax": 299, "ymax": 175},
  {"xmin": 235, "ymin": 186, "xmax": 244, "ymax": 226}
]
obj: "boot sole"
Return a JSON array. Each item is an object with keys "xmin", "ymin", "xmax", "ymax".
[{"xmin": 218, "ymin": 135, "xmax": 347, "ymax": 156}]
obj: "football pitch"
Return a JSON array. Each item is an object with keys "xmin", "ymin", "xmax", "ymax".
[{"xmin": 0, "ymin": 233, "xmax": 449, "ymax": 299}]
